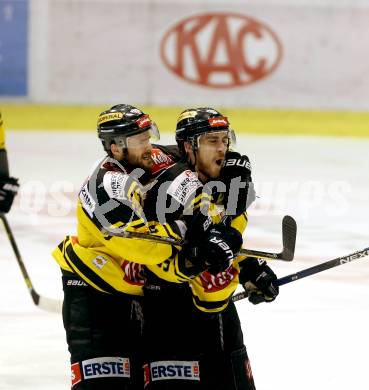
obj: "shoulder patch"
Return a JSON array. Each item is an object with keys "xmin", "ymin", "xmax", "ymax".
[
  {"xmin": 167, "ymin": 170, "xmax": 201, "ymax": 206},
  {"xmin": 103, "ymin": 171, "xmax": 130, "ymax": 200},
  {"xmin": 103, "ymin": 171, "xmax": 145, "ymax": 219}
]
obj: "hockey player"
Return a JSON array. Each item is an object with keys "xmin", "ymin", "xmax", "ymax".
[
  {"xmin": 52, "ymin": 104, "xmax": 239, "ymax": 390},
  {"xmin": 0, "ymin": 112, "xmax": 19, "ymax": 214},
  {"xmin": 141, "ymin": 108, "xmax": 279, "ymax": 390}
]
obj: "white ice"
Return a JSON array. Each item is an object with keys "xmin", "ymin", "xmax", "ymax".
[{"xmin": 1, "ymin": 131, "xmax": 368, "ymax": 390}]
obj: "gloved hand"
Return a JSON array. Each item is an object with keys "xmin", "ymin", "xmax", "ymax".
[
  {"xmin": 0, "ymin": 176, "xmax": 19, "ymax": 213},
  {"xmin": 240, "ymin": 258, "xmax": 279, "ymax": 305},
  {"xmin": 220, "ymin": 151, "xmax": 255, "ymax": 215},
  {"xmin": 183, "ymin": 223, "xmax": 243, "ymax": 276},
  {"xmin": 182, "ymin": 211, "xmax": 213, "ymax": 243}
]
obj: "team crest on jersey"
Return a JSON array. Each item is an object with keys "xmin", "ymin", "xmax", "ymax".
[
  {"xmin": 167, "ymin": 170, "xmax": 201, "ymax": 206},
  {"xmin": 92, "ymin": 256, "xmax": 108, "ymax": 270}
]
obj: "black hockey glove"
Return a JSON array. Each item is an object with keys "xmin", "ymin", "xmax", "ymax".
[
  {"xmin": 178, "ymin": 212, "xmax": 215, "ymax": 277},
  {"xmin": 240, "ymin": 258, "xmax": 279, "ymax": 305},
  {"xmin": 182, "ymin": 211, "xmax": 213, "ymax": 243},
  {"xmin": 0, "ymin": 176, "xmax": 19, "ymax": 213},
  {"xmin": 183, "ymin": 224, "xmax": 243, "ymax": 276},
  {"xmin": 220, "ymin": 151, "xmax": 256, "ymax": 216}
]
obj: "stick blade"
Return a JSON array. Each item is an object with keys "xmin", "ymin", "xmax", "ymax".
[
  {"xmin": 38, "ymin": 296, "xmax": 63, "ymax": 313},
  {"xmin": 30, "ymin": 289, "xmax": 62, "ymax": 313},
  {"xmin": 281, "ymin": 215, "xmax": 297, "ymax": 261}
]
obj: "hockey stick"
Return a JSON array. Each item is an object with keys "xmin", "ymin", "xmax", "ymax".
[
  {"xmin": 232, "ymin": 246, "xmax": 369, "ymax": 302},
  {"xmin": 238, "ymin": 215, "xmax": 296, "ymax": 261},
  {"xmin": 102, "ymin": 215, "xmax": 297, "ymax": 262},
  {"xmin": 0, "ymin": 213, "xmax": 62, "ymax": 313}
]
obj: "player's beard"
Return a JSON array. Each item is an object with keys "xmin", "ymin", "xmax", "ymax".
[
  {"xmin": 126, "ymin": 150, "xmax": 154, "ymax": 173},
  {"xmin": 196, "ymin": 153, "xmax": 224, "ymax": 181}
]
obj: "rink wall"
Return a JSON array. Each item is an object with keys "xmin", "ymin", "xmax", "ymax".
[
  {"xmin": 1, "ymin": 0, "xmax": 369, "ymax": 111},
  {"xmin": 1, "ymin": 1, "xmax": 369, "ymax": 136}
]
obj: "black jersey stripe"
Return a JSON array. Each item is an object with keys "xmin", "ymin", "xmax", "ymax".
[
  {"xmin": 192, "ymin": 294, "xmax": 230, "ymax": 311},
  {"xmin": 162, "ymin": 223, "xmax": 180, "ymax": 241},
  {"xmin": 172, "ymin": 257, "xmax": 192, "ymax": 282}
]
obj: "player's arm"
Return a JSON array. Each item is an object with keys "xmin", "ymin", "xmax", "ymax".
[
  {"xmin": 52, "ymin": 167, "xmax": 186, "ymax": 292},
  {"xmin": 146, "ymin": 172, "xmax": 243, "ymax": 281},
  {"xmin": 221, "ymin": 152, "xmax": 279, "ymax": 305},
  {"xmin": 186, "ymin": 152, "xmax": 254, "ymax": 311},
  {"xmin": 77, "ymin": 166, "xmax": 183, "ymax": 265},
  {"xmin": 185, "ymin": 213, "xmax": 248, "ymax": 312},
  {"xmin": 219, "ymin": 151, "xmax": 256, "ymax": 216}
]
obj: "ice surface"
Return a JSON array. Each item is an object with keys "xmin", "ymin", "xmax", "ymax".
[{"xmin": 1, "ymin": 131, "xmax": 368, "ymax": 389}]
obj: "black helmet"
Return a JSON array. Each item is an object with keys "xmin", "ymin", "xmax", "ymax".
[
  {"xmin": 175, "ymin": 107, "xmax": 234, "ymax": 153},
  {"xmin": 97, "ymin": 104, "xmax": 159, "ymax": 152}
]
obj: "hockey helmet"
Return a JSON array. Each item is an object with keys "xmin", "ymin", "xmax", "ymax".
[
  {"xmin": 175, "ymin": 107, "xmax": 235, "ymax": 153},
  {"xmin": 97, "ymin": 104, "xmax": 159, "ymax": 152}
]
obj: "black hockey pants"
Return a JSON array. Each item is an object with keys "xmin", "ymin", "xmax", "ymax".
[
  {"xmin": 62, "ymin": 270, "xmax": 144, "ymax": 390},
  {"xmin": 142, "ymin": 284, "xmax": 256, "ymax": 390}
]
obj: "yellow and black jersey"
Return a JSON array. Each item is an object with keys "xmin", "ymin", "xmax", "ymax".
[
  {"xmin": 52, "ymin": 145, "xmax": 183, "ymax": 296},
  {"xmin": 144, "ymin": 161, "xmax": 223, "ymax": 227},
  {"xmin": 189, "ymin": 213, "xmax": 248, "ymax": 312},
  {"xmin": 143, "ymin": 160, "xmax": 248, "ymax": 312},
  {"xmin": 53, "ymin": 235, "xmax": 146, "ymax": 296},
  {"xmin": 143, "ymin": 160, "xmax": 221, "ymax": 283}
]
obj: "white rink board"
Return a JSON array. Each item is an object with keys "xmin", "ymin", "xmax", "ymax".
[
  {"xmin": 1, "ymin": 130, "xmax": 369, "ymax": 389},
  {"xmin": 28, "ymin": 0, "xmax": 369, "ymax": 110}
]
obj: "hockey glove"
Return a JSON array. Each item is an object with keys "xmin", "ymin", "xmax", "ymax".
[
  {"xmin": 220, "ymin": 151, "xmax": 256, "ymax": 215},
  {"xmin": 240, "ymin": 258, "xmax": 279, "ymax": 305},
  {"xmin": 183, "ymin": 224, "xmax": 243, "ymax": 276},
  {"xmin": 182, "ymin": 211, "xmax": 213, "ymax": 243},
  {"xmin": 0, "ymin": 176, "xmax": 19, "ymax": 213}
]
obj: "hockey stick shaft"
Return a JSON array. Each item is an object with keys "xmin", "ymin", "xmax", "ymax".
[
  {"xmin": 105, "ymin": 230, "xmax": 281, "ymax": 260},
  {"xmin": 109, "ymin": 232, "xmax": 285, "ymax": 261},
  {"xmin": 0, "ymin": 213, "xmax": 62, "ymax": 313},
  {"xmin": 277, "ymin": 246, "xmax": 369, "ymax": 286},
  {"xmin": 232, "ymin": 246, "xmax": 369, "ymax": 302},
  {"xmin": 102, "ymin": 215, "xmax": 297, "ymax": 262}
]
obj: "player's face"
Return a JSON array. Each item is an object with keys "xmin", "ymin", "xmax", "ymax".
[
  {"xmin": 195, "ymin": 131, "xmax": 229, "ymax": 180},
  {"xmin": 125, "ymin": 131, "xmax": 154, "ymax": 171}
]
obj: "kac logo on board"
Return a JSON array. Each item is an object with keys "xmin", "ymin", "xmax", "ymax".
[{"xmin": 160, "ymin": 12, "xmax": 283, "ymax": 89}]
